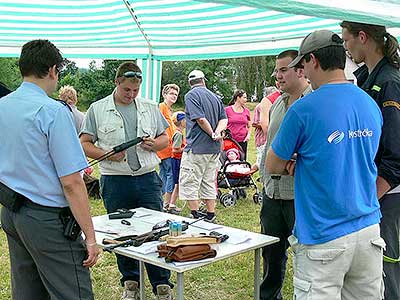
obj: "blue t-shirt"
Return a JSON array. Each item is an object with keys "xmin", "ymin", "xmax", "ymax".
[
  {"xmin": 272, "ymin": 83, "xmax": 382, "ymax": 244},
  {"xmin": 0, "ymin": 82, "xmax": 88, "ymax": 207},
  {"xmin": 184, "ymin": 86, "xmax": 227, "ymax": 154}
]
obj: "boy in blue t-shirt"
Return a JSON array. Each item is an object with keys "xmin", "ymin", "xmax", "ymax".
[{"xmin": 266, "ymin": 30, "xmax": 384, "ymax": 299}]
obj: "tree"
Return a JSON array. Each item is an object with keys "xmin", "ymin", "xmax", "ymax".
[{"xmin": 0, "ymin": 58, "xmax": 21, "ymax": 91}]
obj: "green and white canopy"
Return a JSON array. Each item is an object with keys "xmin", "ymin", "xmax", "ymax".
[{"xmin": 1, "ymin": 0, "xmax": 399, "ymax": 100}]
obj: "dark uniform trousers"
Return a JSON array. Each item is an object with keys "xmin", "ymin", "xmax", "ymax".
[{"xmin": 1, "ymin": 201, "xmax": 93, "ymax": 300}]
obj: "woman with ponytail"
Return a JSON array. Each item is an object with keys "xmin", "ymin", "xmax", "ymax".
[{"xmin": 341, "ymin": 20, "xmax": 400, "ymax": 300}]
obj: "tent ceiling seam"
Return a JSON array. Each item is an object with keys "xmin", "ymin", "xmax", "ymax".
[{"xmin": 122, "ymin": 0, "xmax": 153, "ymax": 56}]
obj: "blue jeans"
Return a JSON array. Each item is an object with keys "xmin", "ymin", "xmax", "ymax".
[
  {"xmin": 100, "ymin": 172, "xmax": 172, "ymax": 293},
  {"xmin": 159, "ymin": 158, "xmax": 174, "ymax": 194}
]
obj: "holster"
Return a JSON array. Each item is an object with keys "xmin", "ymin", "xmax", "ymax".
[
  {"xmin": 59, "ymin": 207, "xmax": 82, "ymax": 241},
  {"xmin": 0, "ymin": 181, "xmax": 25, "ymax": 212},
  {"xmin": 157, "ymin": 244, "xmax": 217, "ymax": 263}
]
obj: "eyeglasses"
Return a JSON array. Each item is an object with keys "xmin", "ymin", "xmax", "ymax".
[{"xmin": 121, "ymin": 71, "xmax": 142, "ymax": 80}]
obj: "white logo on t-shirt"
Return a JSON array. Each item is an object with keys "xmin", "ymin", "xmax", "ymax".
[{"xmin": 327, "ymin": 130, "xmax": 345, "ymax": 144}]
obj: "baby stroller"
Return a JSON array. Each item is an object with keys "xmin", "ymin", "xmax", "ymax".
[{"xmin": 217, "ymin": 131, "xmax": 262, "ymax": 207}]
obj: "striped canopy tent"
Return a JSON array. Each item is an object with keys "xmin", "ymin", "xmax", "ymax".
[{"xmin": 1, "ymin": 0, "xmax": 399, "ymax": 101}]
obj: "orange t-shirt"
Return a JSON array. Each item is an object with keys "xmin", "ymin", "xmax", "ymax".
[{"xmin": 157, "ymin": 102, "xmax": 175, "ymax": 160}]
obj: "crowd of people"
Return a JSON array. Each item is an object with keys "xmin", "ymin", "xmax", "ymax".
[{"xmin": 0, "ymin": 19, "xmax": 399, "ymax": 300}]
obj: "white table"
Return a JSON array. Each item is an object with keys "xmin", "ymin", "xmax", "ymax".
[{"xmin": 93, "ymin": 208, "xmax": 279, "ymax": 300}]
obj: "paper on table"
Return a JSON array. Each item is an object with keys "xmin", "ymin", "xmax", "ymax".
[
  {"xmin": 217, "ymin": 229, "xmax": 251, "ymax": 245},
  {"xmin": 133, "ymin": 210, "xmax": 153, "ymax": 218},
  {"xmin": 171, "ymin": 257, "xmax": 215, "ymax": 266},
  {"xmin": 124, "ymin": 241, "xmax": 162, "ymax": 255},
  {"xmin": 94, "ymin": 220, "xmax": 136, "ymax": 237},
  {"xmin": 191, "ymin": 220, "xmax": 223, "ymax": 231}
]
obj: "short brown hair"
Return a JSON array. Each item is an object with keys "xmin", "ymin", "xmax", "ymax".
[
  {"xmin": 115, "ymin": 61, "xmax": 142, "ymax": 83},
  {"xmin": 19, "ymin": 39, "xmax": 64, "ymax": 79}
]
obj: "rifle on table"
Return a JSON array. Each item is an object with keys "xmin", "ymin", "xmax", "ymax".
[{"xmin": 102, "ymin": 218, "xmax": 204, "ymax": 253}]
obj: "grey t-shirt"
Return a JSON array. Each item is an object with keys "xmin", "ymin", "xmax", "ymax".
[
  {"xmin": 184, "ymin": 86, "xmax": 227, "ymax": 154},
  {"xmin": 81, "ymin": 101, "xmax": 141, "ymax": 171},
  {"xmin": 115, "ymin": 102, "xmax": 140, "ymax": 171}
]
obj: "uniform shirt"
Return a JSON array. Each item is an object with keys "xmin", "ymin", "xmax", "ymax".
[
  {"xmin": 272, "ymin": 83, "xmax": 382, "ymax": 244},
  {"xmin": 354, "ymin": 57, "xmax": 400, "ymax": 192},
  {"xmin": 184, "ymin": 86, "xmax": 227, "ymax": 154},
  {"xmin": 0, "ymin": 82, "xmax": 88, "ymax": 207}
]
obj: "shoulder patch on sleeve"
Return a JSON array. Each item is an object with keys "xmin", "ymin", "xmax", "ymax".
[
  {"xmin": 383, "ymin": 101, "xmax": 400, "ymax": 110},
  {"xmin": 372, "ymin": 85, "xmax": 381, "ymax": 92}
]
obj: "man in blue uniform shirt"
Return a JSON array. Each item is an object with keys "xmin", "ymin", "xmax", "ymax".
[
  {"xmin": 266, "ymin": 30, "xmax": 384, "ymax": 299},
  {"xmin": 0, "ymin": 40, "xmax": 99, "ymax": 300}
]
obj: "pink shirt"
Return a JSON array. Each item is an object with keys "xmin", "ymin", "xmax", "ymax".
[
  {"xmin": 225, "ymin": 105, "xmax": 250, "ymax": 142},
  {"xmin": 267, "ymin": 90, "xmax": 281, "ymax": 104},
  {"xmin": 253, "ymin": 103, "xmax": 266, "ymax": 147}
]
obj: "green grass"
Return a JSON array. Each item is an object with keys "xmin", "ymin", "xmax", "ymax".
[{"xmin": 0, "ymin": 102, "xmax": 294, "ymax": 300}]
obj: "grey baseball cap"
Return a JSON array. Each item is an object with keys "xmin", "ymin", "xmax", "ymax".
[{"xmin": 288, "ymin": 30, "xmax": 343, "ymax": 68}]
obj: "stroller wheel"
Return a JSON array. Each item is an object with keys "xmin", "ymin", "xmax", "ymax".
[
  {"xmin": 220, "ymin": 193, "xmax": 236, "ymax": 207},
  {"xmin": 253, "ymin": 192, "xmax": 262, "ymax": 204},
  {"xmin": 217, "ymin": 189, "xmax": 222, "ymax": 200}
]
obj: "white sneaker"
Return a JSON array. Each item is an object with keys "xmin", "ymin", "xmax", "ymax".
[
  {"xmin": 121, "ymin": 280, "xmax": 139, "ymax": 300},
  {"xmin": 156, "ymin": 284, "xmax": 173, "ymax": 300}
]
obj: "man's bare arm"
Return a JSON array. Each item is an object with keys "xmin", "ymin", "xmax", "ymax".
[
  {"xmin": 60, "ymin": 172, "xmax": 99, "ymax": 267},
  {"xmin": 377, "ymin": 176, "xmax": 391, "ymax": 200},
  {"xmin": 266, "ymin": 148, "xmax": 290, "ymax": 175},
  {"xmin": 80, "ymin": 133, "xmax": 125, "ymax": 162}
]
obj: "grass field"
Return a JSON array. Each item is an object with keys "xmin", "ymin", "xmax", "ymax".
[{"xmin": 0, "ymin": 102, "xmax": 294, "ymax": 300}]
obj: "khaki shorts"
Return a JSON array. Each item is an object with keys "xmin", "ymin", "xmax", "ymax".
[
  {"xmin": 179, "ymin": 151, "xmax": 220, "ymax": 201},
  {"xmin": 289, "ymin": 224, "xmax": 385, "ymax": 300}
]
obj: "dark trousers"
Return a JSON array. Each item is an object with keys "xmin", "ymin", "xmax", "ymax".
[
  {"xmin": 238, "ymin": 141, "xmax": 248, "ymax": 160},
  {"xmin": 380, "ymin": 193, "xmax": 400, "ymax": 300},
  {"xmin": 100, "ymin": 172, "xmax": 172, "ymax": 294},
  {"xmin": 259, "ymin": 191, "xmax": 295, "ymax": 300},
  {"xmin": 1, "ymin": 202, "xmax": 93, "ymax": 300}
]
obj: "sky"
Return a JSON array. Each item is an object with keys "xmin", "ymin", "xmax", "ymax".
[{"xmin": 72, "ymin": 58, "xmax": 103, "ymax": 69}]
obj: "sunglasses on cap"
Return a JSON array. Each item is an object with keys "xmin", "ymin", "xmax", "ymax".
[{"xmin": 121, "ymin": 71, "xmax": 142, "ymax": 79}]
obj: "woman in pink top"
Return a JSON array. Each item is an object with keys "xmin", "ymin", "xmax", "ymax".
[{"xmin": 225, "ymin": 89, "xmax": 251, "ymax": 159}]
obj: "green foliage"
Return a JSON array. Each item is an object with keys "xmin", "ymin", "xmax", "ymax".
[
  {"xmin": 0, "ymin": 57, "xmax": 22, "ymax": 90},
  {"xmin": 161, "ymin": 56, "xmax": 276, "ymax": 106},
  {"xmin": 0, "ymin": 56, "xmax": 276, "ymax": 110}
]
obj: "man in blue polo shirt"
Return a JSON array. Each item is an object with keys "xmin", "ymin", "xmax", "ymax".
[
  {"xmin": 179, "ymin": 70, "xmax": 227, "ymax": 222},
  {"xmin": 0, "ymin": 40, "xmax": 99, "ymax": 300},
  {"xmin": 266, "ymin": 30, "xmax": 384, "ymax": 299}
]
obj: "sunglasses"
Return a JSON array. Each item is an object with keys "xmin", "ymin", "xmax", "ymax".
[{"xmin": 121, "ymin": 71, "xmax": 142, "ymax": 79}]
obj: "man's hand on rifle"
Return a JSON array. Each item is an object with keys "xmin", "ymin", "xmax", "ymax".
[
  {"xmin": 140, "ymin": 136, "xmax": 156, "ymax": 152},
  {"xmin": 107, "ymin": 150, "xmax": 126, "ymax": 162}
]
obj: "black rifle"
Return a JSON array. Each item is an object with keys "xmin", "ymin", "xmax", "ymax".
[
  {"xmin": 86, "ymin": 136, "xmax": 146, "ymax": 168},
  {"xmin": 102, "ymin": 218, "xmax": 204, "ymax": 252}
]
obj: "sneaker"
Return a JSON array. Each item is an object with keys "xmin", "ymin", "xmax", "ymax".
[
  {"xmin": 167, "ymin": 206, "xmax": 181, "ymax": 215},
  {"xmin": 205, "ymin": 215, "xmax": 217, "ymax": 223},
  {"xmin": 156, "ymin": 284, "xmax": 173, "ymax": 300},
  {"xmin": 121, "ymin": 280, "xmax": 139, "ymax": 300}
]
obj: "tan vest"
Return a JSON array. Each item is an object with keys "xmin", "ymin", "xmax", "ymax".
[{"xmin": 92, "ymin": 93, "xmax": 161, "ymax": 176}]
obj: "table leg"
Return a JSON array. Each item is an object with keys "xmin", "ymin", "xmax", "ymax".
[
  {"xmin": 254, "ymin": 248, "xmax": 261, "ymax": 300},
  {"xmin": 140, "ymin": 261, "xmax": 146, "ymax": 299},
  {"xmin": 176, "ymin": 272, "xmax": 184, "ymax": 300}
]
